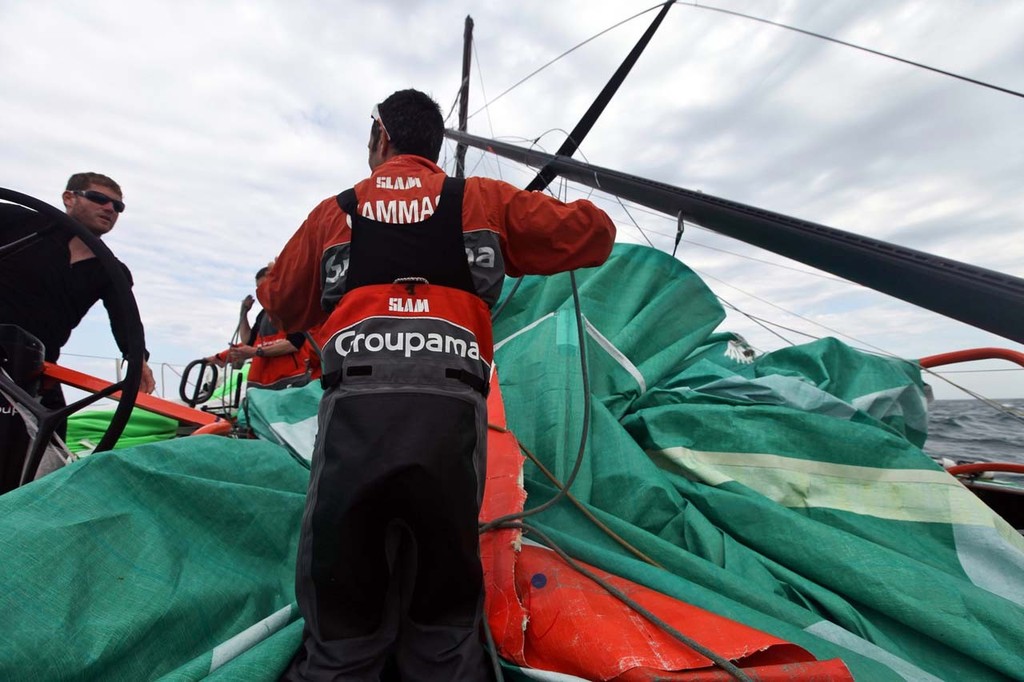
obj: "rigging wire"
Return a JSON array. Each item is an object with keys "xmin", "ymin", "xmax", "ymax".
[
  {"xmin": 481, "ymin": 613, "xmax": 503, "ymax": 682},
  {"xmin": 515, "ymin": 172, "xmax": 851, "ymax": 283},
  {"xmin": 489, "ymin": 276, "xmax": 523, "ymax": 323},
  {"xmin": 472, "ymin": 39, "xmax": 503, "ymax": 182},
  {"xmin": 524, "ymin": 0, "xmax": 677, "ymax": 193},
  {"xmin": 480, "ymin": 268, "xmax": 592, "ymax": 531},
  {"xmin": 500, "ymin": 425, "xmax": 666, "ymax": 569},
  {"xmin": 466, "ymin": 1, "xmax": 1022, "ymax": 134},
  {"xmin": 718, "ymin": 298, "xmax": 798, "ymax": 348},
  {"xmin": 936, "ymin": 368, "xmax": 1024, "ymax": 375},
  {"xmin": 700, "ymin": 264, "xmax": 1024, "ymax": 426},
  {"xmin": 467, "ymin": 3, "xmax": 666, "ymax": 119},
  {"xmin": 721, "ymin": 306, "xmax": 820, "ymax": 343},
  {"xmin": 706, "ymin": 272, "xmax": 1024, "ymax": 423},
  {"xmin": 444, "ymin": 37, "xmax": 509, "ymax": 182},
  {"xmin": 687, "ymin": 3, "xmax": 1024, "ymax": 101},
  {"xmin": 695, "ymin": 268, "xmax": 898, "ymax": 357},
  {"xmin": 593, "ymin": 170, "xmax": 657, "ymax": 248},
  {"xmin": 678, "ymin": 237, "xmax": 850, "ymax": 283},
  {"xmin": 587, "ymin": 197, "xmax": 1024, "ymax": 418},
  {"xmin": 918, "ymin": 370, "xmax": 1024, "ymax": 425},
  {"xmin": 481, "ymin": 176, "xmax": 598, "ymax": 532},
  {"xmin": 442, "ymin": 84, "xmax": 463, "ymax": 125}
]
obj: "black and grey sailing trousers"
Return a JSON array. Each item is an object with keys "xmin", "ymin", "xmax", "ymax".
[{"xmin": 284, "ymin": 379, "xmax": 491, "ymax": 681}]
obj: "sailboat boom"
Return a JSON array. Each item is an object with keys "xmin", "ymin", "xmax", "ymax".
[{"xmin": 446, "ymin": 129, "xmax": 1024, "ymax": 345}]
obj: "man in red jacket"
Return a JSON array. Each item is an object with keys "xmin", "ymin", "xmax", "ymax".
[
  {"xmin": 260, "ymin": 89, "xmax": 615, "ymax": 680},
  {"xmin": 205, "ymin": 267, "xmax": 320, "ymax": 391}
]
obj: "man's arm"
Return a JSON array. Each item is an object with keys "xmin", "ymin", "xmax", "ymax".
[
  {"xmin": 467, "ymin": 178, "xmax": 616, "ymax": 277},
  {"xmin": 204, "ymin": 350, "xmax": 229, "ymax": 367},
  {"xmin": 257, "ymin": 197, "xmax": 345, "ymax": 333},
  {"xmin": 226, "ymin": 338, "xmax": 300, "ymax": 363},
  {"xmin": 238, "ymin": 295, "xmax": 255, "ymax": 343},
  {"xmin": 101, "ymin": 265, "xmax": 156, "ymax": 394},
  {"xmin": 138, "ymin": 361, "xmax": 156, "ymax": 394}
]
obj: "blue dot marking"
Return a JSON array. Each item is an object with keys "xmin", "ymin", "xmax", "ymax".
[{"xmin": 531, "ymin": 573, "xmax": 547, "ymax": 589}]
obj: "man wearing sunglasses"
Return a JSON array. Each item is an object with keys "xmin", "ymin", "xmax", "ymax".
[
  {"xmin": 0, "ymin": 172, "xmax": 155, "ymax": 492},
  {"xmin": 260, "ymin": 90, "xmax": 615, "ymax": 681}
]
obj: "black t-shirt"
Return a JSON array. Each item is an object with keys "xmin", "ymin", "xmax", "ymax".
[{"xmin": 0, "ymin": 203, "xmax": 145, "ymax": 363}]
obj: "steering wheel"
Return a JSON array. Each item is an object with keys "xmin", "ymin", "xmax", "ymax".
[
  {"xmin": 179, "ymin": 358, "xmax": 218, "ymax": 406},
  {"xmin": 0, "ymin": 187, "xmax": 144, "ymax": 486}
]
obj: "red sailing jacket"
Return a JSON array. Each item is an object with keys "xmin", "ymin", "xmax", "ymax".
[
  {"xmin": 214, "ymin": 314, "xmax": 322, "ymax": 390},
  {"xmin": 245, "ymin": 327, "xmax": 323, "ymax": 391},
  {"xmin": 257, "ymin": 155, "xmax": 615, "ymax": 384}
]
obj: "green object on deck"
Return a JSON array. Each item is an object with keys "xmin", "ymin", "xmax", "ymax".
[{"xmin": 65, "ymin": 407, "xmax": 179, "ymax": 453}]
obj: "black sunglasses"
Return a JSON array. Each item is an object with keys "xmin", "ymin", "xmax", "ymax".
[{"xmin": 72, "ymin": 189, "xmax": 125, "ymax": 213}]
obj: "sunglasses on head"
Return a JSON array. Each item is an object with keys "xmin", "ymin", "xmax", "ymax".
[
  {"xmin": 371, "ymin": 103, "xmax": 389, "ymax": 139},
  {"xmin": 72, "ymin": 189, "xmax": 125, "ymax": 213}
]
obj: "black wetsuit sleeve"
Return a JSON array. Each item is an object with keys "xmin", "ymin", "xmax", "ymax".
[
  {"xmin": 286, "ymin": 332, "xmax": 307, "ymax": 349},
  {"xmin": 101, "ymin": 263, "xmax": 150, "ymax": 361}
]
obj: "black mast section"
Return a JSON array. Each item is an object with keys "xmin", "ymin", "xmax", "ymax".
[
  {"xmin": 455, "ymin": 15, "xmax": 474, "ymax": 179},
  {"xmin": 526, "ymin": 0, "xmax": 676, "ymax": 193},
  {"xmin": 445, "ymin": 130, "xmax": 1024, "ymax": 345}
]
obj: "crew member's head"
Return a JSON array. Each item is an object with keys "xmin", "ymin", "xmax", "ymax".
[
  {"xmin": 62, "ymin": 172, "xmax": 124, "ymax": 236},
  {"xmin": 368, "ymin": 89, "xmax": 444, "ymax": 170},
  {"xmin": 255, "ymin": 266, "xmax": 269, "ymax": 286}
]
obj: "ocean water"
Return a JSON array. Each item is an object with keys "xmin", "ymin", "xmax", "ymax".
[{"xmin": 923, "ymin": 398, "xmax": 1024, "ymax": 464}]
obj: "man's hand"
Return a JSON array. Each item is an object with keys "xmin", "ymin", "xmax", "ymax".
[
  {"xmin": 240, "ymin": 294, "xmax": 255, "ymax": 314},
  {"xmin": 140, "ymin": 361, "xmax": 156, "ymax": 394},
  {"xmin": 226, "ymin": 344, "xmax": 258, "ymax": 363},
  {"xmin": 204, "ymin": 354, "xmax": 227, "ymax": 368}
]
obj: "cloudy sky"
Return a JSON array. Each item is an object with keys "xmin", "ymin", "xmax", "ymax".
[{"xmin": 2, "ymin": 0, "xmax": 1022, "ymax": 401}]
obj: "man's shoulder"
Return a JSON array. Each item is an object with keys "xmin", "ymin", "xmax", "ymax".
[
  {"xmin": 313, "ymin": 193, "xmax": 348, "ymax": 215},
  {"xmin": 465, "ymin": 175, "xmax": 516, "ymax": 192},
  {"xmin": 117, "ymin": 257, "xmax": 134, "ymax": 278},
  {"xmin": 87, "ymin": 254, "xmax": 134, "ymax": 288}
]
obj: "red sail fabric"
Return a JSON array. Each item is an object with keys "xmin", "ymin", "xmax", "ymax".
[
  {"xmin": 479, "ymin": 368, "xmax": 529, "ymax": 660},
  {"xmin": 479, "ymin": 368, "xmax": 853, "ymax": 681}
]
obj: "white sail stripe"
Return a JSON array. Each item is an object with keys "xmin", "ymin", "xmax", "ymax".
[
  {"xmin": 493, "ymin": 312, "xmax": 647, "ymax": 396},
  {"xmin": 583, "ymin": 317, "xmax": 646, "ymax": 393},
  {"xmin": 805, "ymin": 620, "xmax": 943, "ymax": 682},
  {"xmin": 652, "ymin": 446, "xmax": 998, "ymax": 526},
  {"xmin": 494, "ymin": 312, "xmax": 557, "ymax": 352},
  {"xmin": 269, "ymin": 416, "xmax": 319, "ymax": 462},
  {"xmin": 952, "ymin": 524, "xmax": 1024, "ymax": 606}
]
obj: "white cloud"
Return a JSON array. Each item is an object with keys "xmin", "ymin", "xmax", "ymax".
[{"xmin": 2, "ymin": 0, "xmax": 1022, "ymax": 401}]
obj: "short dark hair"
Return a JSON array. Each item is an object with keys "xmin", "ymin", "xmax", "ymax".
[
  {"xmin": 376, "ymin": 89, "xmax": 444, "ymax": 162},
  {"xmin": 255, "ymin": 266, "xmax": 269, "ymax": 280},
  {"xmin": 66, "ymin": 172, "xmax": 122, "ymax": 196}
]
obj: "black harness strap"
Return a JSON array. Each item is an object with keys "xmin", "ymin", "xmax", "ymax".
[
  {"xmin": 325, "ymin": 176, "xmax": 486, "ymax": 394},
  {"xmin": 336, "ymin": 177, "xmax": 476, "ymax": 295}
]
